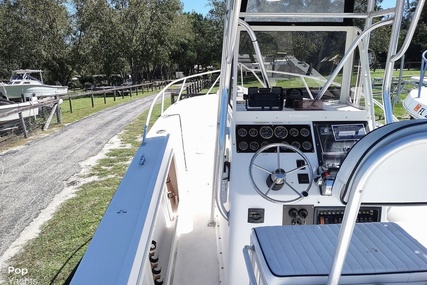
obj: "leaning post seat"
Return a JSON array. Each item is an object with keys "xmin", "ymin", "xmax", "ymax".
[
  {"xmin": 243, "ymin": 120, "xmax": 427, "ymax": 285},
  {"xmin": 246, "ymin": 223, "xmax": 427, "ymax": 285}
]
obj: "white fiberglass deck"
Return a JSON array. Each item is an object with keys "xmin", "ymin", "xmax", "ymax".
[{"xmin": 158, "ymin": 94, "xmax": 221, "ymax": 285}]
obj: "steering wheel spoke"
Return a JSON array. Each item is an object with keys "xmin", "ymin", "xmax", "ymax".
[
  {"xmin": 265, "ymin": 181, "xmax": 277, "ymax": 196},
  {"xmin": 276, "ymin": 146, "xmax": 282, "ymax": 169},
  {"xmin": 285, "ymin": 181, "xmax": 303, "ymax": 196},
  {"xmin": 253, "ymin": 163, "xmax": 274, "ymax": 175},
  {"xmin": 287, "ymin": 163, "xmax": 308, "ymax": 174},
  {"xmin": 249, "ymin": 143, "xmax": 314, "ymax": 203}
]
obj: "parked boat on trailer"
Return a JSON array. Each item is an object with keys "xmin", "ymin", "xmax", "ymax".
[
  {"xmin": 0, "ymin": 96, "xmax": 39, "ymax": 132},
  {"xmin": 0, "ymin": 69, "xmax": 67, "ymax": 102}
]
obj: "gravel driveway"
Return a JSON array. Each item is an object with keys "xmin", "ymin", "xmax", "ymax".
[{"xmin": 0, "ymin": 94, "xmax": 155, "ymax": 258}]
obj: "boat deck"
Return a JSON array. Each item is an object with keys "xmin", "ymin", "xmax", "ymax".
[{"xmin": 166, "ymin": 94, "xmax": 221, "ymax": 284}]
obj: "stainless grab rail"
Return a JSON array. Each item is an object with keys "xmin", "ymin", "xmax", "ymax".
[
  {"xmin": 142, "ymin": 70, "xmax": 220, "ymax": 145},
  {"xmin": 243, "ymin": 245, "xmax": 258, "ymax": 285},
  {"xmin": 238, "ymin": 19, "xmax": 270, "ymax": 88},
  {"xmin": 210, "ymin": 0, "xmax": 243, "ymax": 224}
]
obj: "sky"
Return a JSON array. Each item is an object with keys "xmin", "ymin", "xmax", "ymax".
[
  {"xmin": 181, "ymin": 0, "xmax": 211, "ymax": 15},
  {"xmin": 381, "ymin": 0, "xmax": 396, "ymax": 8}
]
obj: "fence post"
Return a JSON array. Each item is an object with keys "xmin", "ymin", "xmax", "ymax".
[
  {"xmin": 69, "ymin": 97, "xmax": 73, "ymax": 113},
  {"xmin": 19, "ymin": 112, "xmax": 28, "ymax": 138},
  {"xmin": 43, "ymin": 103, "xmax": 58, "ymax": 131},
  {"xmin": 55, "ymin": 96, "xmax": 62, "ymax": 124},
  {"xmin": 91, "ymin": 93, "xmax": 94, "ymax": 108},
  {"xmin": 114, "ymin": 89, "xmax": 116, "ymax": 101},
  {"xmin": 104, "ymin": 92, "xmax": 107, "ymax": 104}
]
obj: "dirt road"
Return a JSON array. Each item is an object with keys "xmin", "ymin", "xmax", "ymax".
[{"xmin": 0, "ymin": 95, "xmax": 155, "ymax": 258}]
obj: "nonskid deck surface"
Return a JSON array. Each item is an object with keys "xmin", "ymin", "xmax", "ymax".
[{"xmin": 165, "ymin": 95, "xmax": 221, "ymax": 284}]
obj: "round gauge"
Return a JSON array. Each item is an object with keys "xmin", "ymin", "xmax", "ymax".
[
  {"xmin": 261, "ymin": 141, "xmax": 269, "ymax": 148},
  {"xmin": 239, "ymin": 141, "xmax": 248, "ymax": 151},
  {"xmin": 250, "ymin": 141, "xmax": 259, "ymax": 151},
  {"xmin": 289, "ymin": 128, "xmax": 299, "ymax": 137},
  {"xmin": 237, "ymin": 128, "xmax": 248, "ymax": 137},
  {"xmin": 291, "ymin": 141, "xmax": 301, "ymax": 149},
  {"xmin": 300, "ymin": 128, "xmax": 310, "ymax": 137},
  {"xmin": 259, "ymin": 126, "xmax": 274, "ymax": 139},
  {"xmin": 274, "ymin": 126, "xmax": 288, "ymax": 139},
  {"xmin": 249, "ymin": 128, "xmax": 258, "ymax": 137},
  {"xmin": 302, "ymin": 141, "xmax": 312, "ymax": 150}
]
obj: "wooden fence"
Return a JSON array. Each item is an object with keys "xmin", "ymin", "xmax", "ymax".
[
  {"xmin": 0, "ymin": 79, "xmax": 209, "ymax": 139},
  {"xmin": 61, "ymin": 81, "xmax": 169, "ymax": 113}
]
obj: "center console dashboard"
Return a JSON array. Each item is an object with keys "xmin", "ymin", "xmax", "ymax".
[{"xmin": 234, "ymin": 91, "xmax": 380, "ymax": 226}]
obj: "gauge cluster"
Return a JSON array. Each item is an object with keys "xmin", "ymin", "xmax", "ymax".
[{"xmin": 235, "ymin": 124, "xmax": 314, "ymax": 153}]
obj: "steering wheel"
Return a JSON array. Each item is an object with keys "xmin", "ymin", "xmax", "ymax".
[{"xmin": 249, "ymin": 143, "xmax": 314, "ymax": 203}]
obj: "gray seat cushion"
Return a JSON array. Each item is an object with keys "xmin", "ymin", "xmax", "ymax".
[{"xmin": 254, "ymin": 223, "xmax": 427, "ymax": 278}]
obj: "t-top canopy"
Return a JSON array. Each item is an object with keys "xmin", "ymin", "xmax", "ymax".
[{"xmin": 240, "ymin": 0, "xmax": 355, "ymax": 25}]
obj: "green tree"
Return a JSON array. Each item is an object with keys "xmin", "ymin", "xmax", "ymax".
[
  {"xmin": 206, "ymin": 0, "xmax": 226, "ymax": 68},
  {"xmin": 408, "ymin": 0, "xmax": 427, "ymax": 60},
  {"xmin": 112, "ymin": 0, "xmax": 185, "ymax": 82},
  {"xmin": 0, "ymin": 0, "xmax": 71, "ymax": 83}
]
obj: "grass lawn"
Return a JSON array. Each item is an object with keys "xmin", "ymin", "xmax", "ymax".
[{"xmin": 0, "ymin": 95, "xmax": 168, "ymax": 285}]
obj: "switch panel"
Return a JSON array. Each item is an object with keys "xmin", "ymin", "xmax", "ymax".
[
  {"xmin": 283, "ymin": 205, "xmax": 314, "ymax": 225},
  {"xmin": 248, "ymin": 208, "xmax": 265, "ymax": 223},
  {"xmin": 315, "ymin": 207, "xmax": 381, "ymax": 224}
]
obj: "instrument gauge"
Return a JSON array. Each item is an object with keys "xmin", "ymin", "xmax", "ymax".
[
  {"xmin": 302, "ymin": 141, "xmax": 312, "ymax": 150},
  {"xmin": 289, "ymin": 128, "xmax": 299, "ymax": 137},
  {"xmin": 239, "ymin": 141, "xmax": 248, "ymax": 151},
  {"xmin": 237, "ymin": 128, "xmax": 248, "ymax": 137},
  {"xmin": 274, "ymin": 126, "xmax": 288, "ymax": 139},
  {"xmin": 260, "ymin": 126, "xmax": 273, "ymax": 139},
  {"xmin": 250, "ymin": 141, "xmax": 259, "ymax": 151},
  {"xmin": 291, "ymin": 141, "xmax": 301, "ymax": 149},
  {"xmin": 261, "ymin": 141, "xmax": 269, "ymax": 148},
  {"xmin": 249, "ymin": 128, "xmax": 258, "ymax": 137},
  {"xmin": 300, "ymin": 128, "xmax": 310, "ymax": 137}
]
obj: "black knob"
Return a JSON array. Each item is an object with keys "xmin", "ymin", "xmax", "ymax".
[
  {"xmin": 150, "ymin": 240, "xmax": 157, "ymax": 251},
  {"xmin": 289, "ymin": 208, "xmax": 298, "ymax": 218},
  {"xmin": 149, "ymin": 252, "xmax": 159, "ymax": 263},
  {"xmin": 154, "ymin": 276, "xmax": 164, "ymax": 285},
  {"xmin": 299, "ymin": 209, "xmax": 308, "ymax": 219},
  {"xmin": 152, "ymin": 265, "xmax": 161, "ymax": 275}
]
